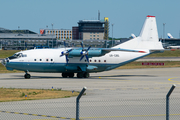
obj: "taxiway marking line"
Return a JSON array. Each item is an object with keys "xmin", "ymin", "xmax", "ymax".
[
  {"xmin": 87, "ymin": 87, "xmax": 180, "ymax": 91},
  {"xmin": 168, "ymin": 77, "xmax": 180, "ymax": 83},
  {"xmin": 80, "ymin": 113, "xmax": 180, "ymax": 119},
  {"xmin": 0, "ymin": 111, "xmax": 78, "ymax": 120}
]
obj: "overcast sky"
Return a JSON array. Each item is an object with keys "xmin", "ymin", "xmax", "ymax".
[{"xmin": 0, "ymin": 0, "xmax": 180, "ymax": 38}]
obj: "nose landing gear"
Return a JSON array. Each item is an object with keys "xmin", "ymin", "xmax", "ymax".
[{"xmin": 24, "ymin": 71, "xmax": 31, "ymax": 79}]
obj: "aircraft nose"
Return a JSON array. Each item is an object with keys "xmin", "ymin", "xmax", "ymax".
[{"xmin": 1, "ymin": 58, "xmax": 9, "ymax": 66}]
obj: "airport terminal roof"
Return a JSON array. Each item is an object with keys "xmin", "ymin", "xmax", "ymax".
[{"xmin": 0, "ymin": 27, "xmax": 37, "ymax": 34}]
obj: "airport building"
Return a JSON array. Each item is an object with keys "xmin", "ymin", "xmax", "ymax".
[
  {"xmin": 72, "ymin": 18, "xmax": 108, "ymax": 40},
  {"xmin": 40, "ymin": 29, "xmax": 72, "ymax": 40},
  {"xmin": 161, "ymin": 38, "xmax": 180, "ymax": 48},
  {"xmin": 0, "ymin": 27, "xmax": 56, "ymax": 50}
]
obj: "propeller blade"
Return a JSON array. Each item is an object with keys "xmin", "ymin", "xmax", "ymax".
[
  {"xmin": 60, "ymin": 51, "xmax": 64, "ymax": 57},
  {"xmin": 79, "ymin": 42, "xmax": 91, "ymax": 62},
  {"xmin": 80, "ymin": 55, "xmax": 84, "ymax": 61},
  {"xmin": 81, "ymin": 42, "xmax": 84, "ymax": 50},
  {"xmin": 67, "ymin": 49, "xmax": 72, "ymax": 53},
  {"xmin": 86, "ymin": 46, "xmax": 91, "ymax": 51},
  {"xmin": 85, "ymin": 55, "xmax": 89, "ymax": 62},
  {"xmin": 65, "ymin": 55, "xmax": 69, "ymax": 63},
  {"xmin": 64, "ymin": 41, "xmax": 66, "ymax": 47}
]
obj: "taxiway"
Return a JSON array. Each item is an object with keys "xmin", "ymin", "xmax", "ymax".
[{"xmin": 0, "ymin": 68, "xmax": 180, "ymax": 120}]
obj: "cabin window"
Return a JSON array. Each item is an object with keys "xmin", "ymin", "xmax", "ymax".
[
  {"xmin": 99, "ymin": 60, "xmax": 101, "ymax": 62},
  {"xmin": 90, "ymin": 60, "xmax": 91, "ymax": 62},
  {"xmin": 51, "ymin": 59, "xmax": 53, "ymax": 61},
  {"xmin": 46, "ymin": 59, "xmax": 48, "ymax": 61},
  {"xmin": 34, "ymin": 59, "xmax": 36, "ymax": 61},
  {"xmin": 94, "ymin": 60, "xmax": 96, "ymax": 62},
  {"xmin": 40, "ymin": 59, "xmax": 42, "ymax": 61},
  {"xmin": 104, "ymin": 60, "xmax": 106, "ymax": 62}
]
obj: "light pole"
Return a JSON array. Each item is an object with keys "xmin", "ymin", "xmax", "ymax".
[
  {"xmin": 52, "ymin": 23, "xmax": 54, "ymax": 48},
  {"xmin": 0, "ymin": 40, "xmax": 2, "ymax": 50},
  {"xmin": 112, "ymin": 24, "xmax": 114, "ymax": 47},
  {"xmin": 163, "ymin": 23, "xmax": 166, "ymax": 41}
]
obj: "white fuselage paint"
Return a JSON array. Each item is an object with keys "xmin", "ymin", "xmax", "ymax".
[{"xmin": 7, "ymin": 48, "xmax": 149, "ymax": 72}]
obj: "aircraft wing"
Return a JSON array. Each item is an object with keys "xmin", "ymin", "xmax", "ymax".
[
  {"xmin": 101, "ymin": 48, "xmax": 146, "ymax": 53},
  {"xmin": 68, "ymin": 47, "xmax": 147, "ymax": 58}
]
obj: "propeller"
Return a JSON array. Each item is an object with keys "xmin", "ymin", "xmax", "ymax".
[
  {"xmin": 60, "ymin": 41, "xmax": 72, "ymax": 63},
  {"xmin": 80, "ymin": 42, "xmax": 91, "ymax": 62}
]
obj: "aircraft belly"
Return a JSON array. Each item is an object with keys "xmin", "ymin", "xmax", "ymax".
[
  {"xmin": 6, "ymin": 62, "xmax": 24, "ymax": 71},
  {"xmin": 24, "ymin": 63, "xmax": 66, "ymax": 72},
  {"xmin": 7, "ymin": 62, "xmax": 66, "ymax": 73}
]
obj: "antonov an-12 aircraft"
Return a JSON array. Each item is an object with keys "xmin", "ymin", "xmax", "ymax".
[{"xmin": 1, "ymin": 15, "xmax": 164, "ymax": 79}]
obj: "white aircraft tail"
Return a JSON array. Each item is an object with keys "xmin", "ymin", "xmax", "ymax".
[
  {"xmin": 167, "ymin": 33, "xmax": 174, "ymax": 38},
  {"xmin": 131, "ymin": 34, "xmax": 136, "ymax": 38},
  {"xmin": 115, "ymin": 15, "xmax": 164, "ymax": 50}
]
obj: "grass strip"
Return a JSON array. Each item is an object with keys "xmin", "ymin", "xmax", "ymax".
[
  {"xmin": 0, "ymin": 50, "xmax": 20, "ymax": 58},
  {"xmin": 0, "ymin": 88, "xmax": 79, "ymax": 102},
  {"xmin": 117, "ymin": 61, "xmax": 180, "ymax": 69}
]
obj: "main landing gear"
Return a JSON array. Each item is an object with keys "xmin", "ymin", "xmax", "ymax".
[
  {"xmin": 24, "ymin": 72, "xmax": 31, "ymax": 79},
  {"xmin": 77, "ymin": 72, "xmax": 89, "ymax": 78},
  {"xmin": 62, "ymin": 72, "xmax": 90, "ymax": 78},
  {"xmin": 62, "ymin": 73, "xmax": 74, "ymax": 78}
]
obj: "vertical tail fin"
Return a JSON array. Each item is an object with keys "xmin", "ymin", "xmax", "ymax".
[
  {"xmin": 131, "ymin": 34, "xmax": 136, "ymax": 38},
  {"xmin": 115, "ymin": 15, "xmax": 164, "ymax": 50},
  {"xmin": 167, "ymin": 33, "xmax": 174, "ymax": 38}
]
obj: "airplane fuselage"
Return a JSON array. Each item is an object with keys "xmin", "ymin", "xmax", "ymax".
[{"xmin": 4, "ymin": 48, "xmax": 149, "ymax": 73}]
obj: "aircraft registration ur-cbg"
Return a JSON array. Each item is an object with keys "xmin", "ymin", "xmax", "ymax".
[{"xmin": 1, "ymin": 15, "xmax": 164, "ymax": 79}]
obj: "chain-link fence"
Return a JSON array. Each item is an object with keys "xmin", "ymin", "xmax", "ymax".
[
  {"xmin": 79, "ymin": 97, "xmax": 180, "ymax": 120},
  {"xmin": 1, "ymin": 97, "xmax": 180, "ymax": 120}
]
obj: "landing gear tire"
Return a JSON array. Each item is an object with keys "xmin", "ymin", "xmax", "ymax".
[
  {"xmin": 77, "ymin": 72, "xmax": 84, "ymax": 78},
  {"xmin": 83, "ymin": 72, "xmax": 89, "ymax": 78},
  {"xmin": 24, "ymin": 74, "xmax": 31, "ymax": 79},
  {"xmin": 62, "ymin": 73, "xmax": 74, "ymax": 78},
  {"xmin": 62, "ymin": 73, "xmax": 68, "ymax": 78},
  {"xmin": 69, "ymin": 73, "xmax": 74, "ymax": 78}
]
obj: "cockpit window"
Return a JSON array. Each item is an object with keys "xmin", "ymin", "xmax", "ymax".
[
  {"xmin": 13, "ymin": 53, "xmax": 27, "ymax": 57},
  {"xmin": 8, "ymin": 53, "xmax": 27, "ymax": 60},
  {"xmin": 13, "ymin": 53, "xmax": 22, "ymax": 57},
  {"xmin": 22, "ymin": 54, "xmax": 27, "ymax": 57}
]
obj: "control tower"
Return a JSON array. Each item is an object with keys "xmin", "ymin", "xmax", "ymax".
[{"xmin": 104, "ymin": 17, "xmax": 109, "ymax": 40}]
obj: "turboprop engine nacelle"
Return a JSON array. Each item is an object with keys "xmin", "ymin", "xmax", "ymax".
[{"xmin": 69, "ymin": 49, "xmax": 105, "ymax": 57}]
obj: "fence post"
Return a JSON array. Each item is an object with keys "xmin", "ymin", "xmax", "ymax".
[
  {"xmin": 76, "ymin": 87, "xmax": 87, "ymax": 120},
  {"xmin": 166, "ymin": 84, "xmax": 176, "ymax": 120}
]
